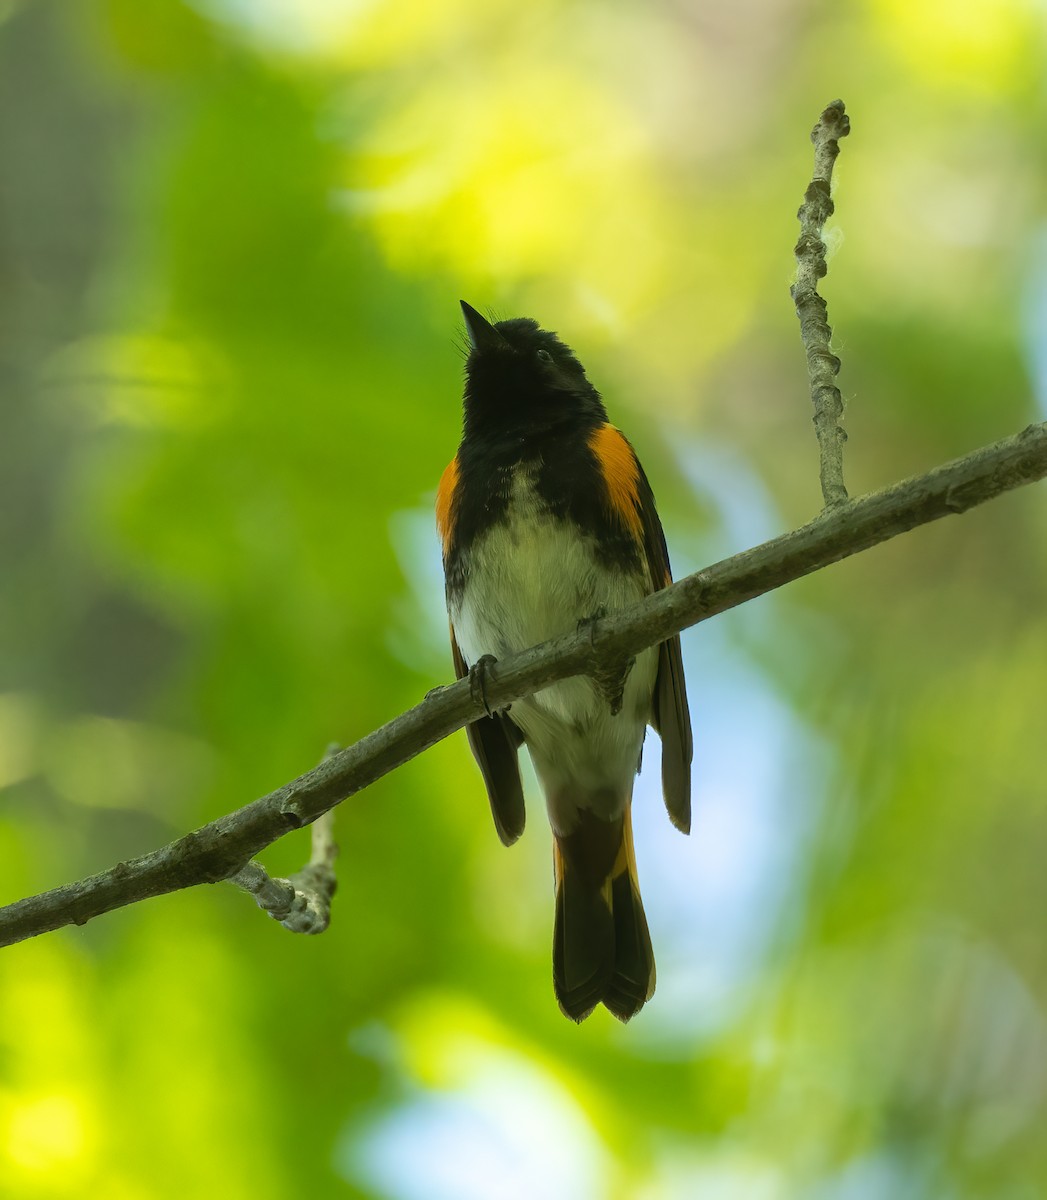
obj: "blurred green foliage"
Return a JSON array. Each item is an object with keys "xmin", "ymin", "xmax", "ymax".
[{"xmin": 2, "ymin": 0, "xmax": 1046, "ymax": 1196}]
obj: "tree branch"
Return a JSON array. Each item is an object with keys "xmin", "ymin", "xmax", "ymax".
[
  {"xmin": 793, "ymin": 98, "xmax": 851, "ymax": 508},
  {"xmin": 2, "ymin": 419, "xmax": 1045, "ymax": 949}
]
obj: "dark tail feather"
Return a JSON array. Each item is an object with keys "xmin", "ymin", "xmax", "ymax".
[
  {"xmin": 552, "ymin": 843, "xmax": 614, "ymax": 1022},
  {"xmin": 603, "ymin": 867, "xmax": 655, "ymax": 1021},
  {"xmin": 552, "ymin": 808, "xmax": 655, "ymax": 1023}
]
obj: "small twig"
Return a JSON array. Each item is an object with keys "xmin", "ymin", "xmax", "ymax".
[
  {"xmin": 792, "ymin": 98, "xmax": 851, "ymax": 508},
  {"xmin": 231, "ymin": 746, "xmax": 340, "ymax": 934}
]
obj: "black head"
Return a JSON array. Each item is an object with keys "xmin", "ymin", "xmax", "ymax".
[{"xmin": 459, "ymin": 301, "xmax": 607, "ymax": 441}]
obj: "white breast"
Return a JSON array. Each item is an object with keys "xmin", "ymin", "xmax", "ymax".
[{"xmin": 450, "ymin": 466, "xmax": 656, "ymax": 831}]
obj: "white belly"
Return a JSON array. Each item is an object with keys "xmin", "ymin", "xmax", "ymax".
[{"xmin": 449, "ymin": 470, "xmax": 656, "ymax": 830}]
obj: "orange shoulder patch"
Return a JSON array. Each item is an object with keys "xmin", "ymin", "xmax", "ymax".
[
  {"xmin": 588, "ymin": 423, "xmax": 642, "ymax": 538},
  {"xmin": 436, "ymin": 455, "xmax": 460, "ymax": 555}
]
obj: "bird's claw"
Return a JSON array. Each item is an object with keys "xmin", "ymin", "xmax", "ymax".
[
  {"xmin": 576, "ymin": 607, "xmax": 608, "ymax": 648},
  {"xmin": 578, "ymin": 608, "xmax": 632, "ymax": 716},
  {"xmin": 596, "ymin": 658, "xmax": 633, "ymax": 716},
  {"xmin": 469, "ymin": 654, "xmax": 499, "ymax": 718}
]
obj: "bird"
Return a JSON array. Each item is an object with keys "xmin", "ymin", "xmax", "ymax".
[{"xmin": 436, "ymin": 301, "xmax": 692, "ymax": 1022}]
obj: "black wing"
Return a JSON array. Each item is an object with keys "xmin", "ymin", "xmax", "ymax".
[
  {"xmin": 635, "ymin": 459, "xmax": 692, "ymax": 834},
  {"xmin": 451, "ymin": 630, "xmax": 527, "ymax": 846}
]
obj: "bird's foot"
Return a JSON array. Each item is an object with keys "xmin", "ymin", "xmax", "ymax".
[
  {"xmin": 594, "ymin": 657, "xmax": 634, "ymax": 717},
  {"xmin": 576, "ymin": 606, "xmax": 608, "ymax": 647},
  {"xmin": 468, "ymin": 654, "xmax": 499, "ymax": 718},
  {"xmin": 577, "ymin": 609, "xmax": 632, "ymax": 714}
]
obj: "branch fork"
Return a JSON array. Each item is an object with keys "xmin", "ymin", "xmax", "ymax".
[
  {"xmin": 233, "ymin": 811, "xmax": 338, "ymax": 934},
  {"xmin": 231, "ymin": 748, "xmax": 340, "ymax": 934}
]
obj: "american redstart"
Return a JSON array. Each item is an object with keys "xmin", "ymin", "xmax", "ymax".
[{"xmin": 437, "ymin": 301, "xmax": 692, "ymax": 1022}]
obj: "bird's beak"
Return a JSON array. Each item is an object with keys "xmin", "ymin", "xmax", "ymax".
[{"xmin": 460, "ymin": 301, "xmax": 507, "ymax": 352}]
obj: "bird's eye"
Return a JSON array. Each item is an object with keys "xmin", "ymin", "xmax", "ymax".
[{"xmin": 536, "ymin": 349, "xmax": 553, "ymax": 364}]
